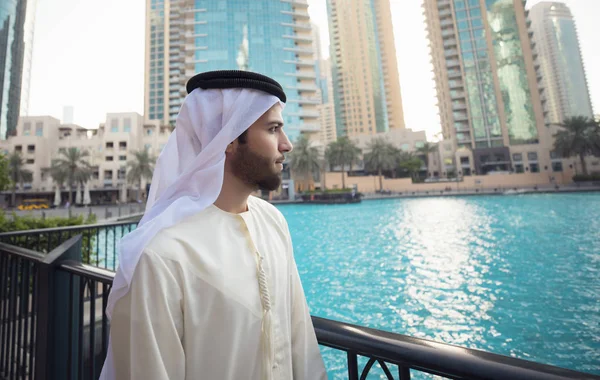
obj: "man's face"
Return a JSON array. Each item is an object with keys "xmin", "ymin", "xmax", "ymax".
[{"xmin": 228, "ymin": 104, "xmax": 293, "ymax": 191}]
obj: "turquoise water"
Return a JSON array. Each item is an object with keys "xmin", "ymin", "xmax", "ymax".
[{"xmin": 277, "ymin": 194, "xmax": 600, "ymax": 378}]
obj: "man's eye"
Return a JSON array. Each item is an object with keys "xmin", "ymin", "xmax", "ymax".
[{"xmin": 269, "ymin": 127, "xmax": 279, "ymax": 133}]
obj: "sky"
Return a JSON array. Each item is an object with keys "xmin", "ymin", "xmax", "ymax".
[{"xmin": 28, "ymin": 0, "xmax": 600, "ymax": 141}]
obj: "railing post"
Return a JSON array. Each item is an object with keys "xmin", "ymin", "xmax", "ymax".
[
  {"xmin": 347, "ymin": 352, "xmax": 359, "ymax": 380},
  {"xmin": 35, "ymin": 235, "xmax": 82, "ymax": 380}
]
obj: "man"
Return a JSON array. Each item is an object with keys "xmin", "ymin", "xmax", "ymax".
[{"xmin": 100, "ymin": 71, "xmax": 327, "ymax": 379}]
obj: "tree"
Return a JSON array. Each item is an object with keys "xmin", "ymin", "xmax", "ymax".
[
  {"xmin": 8, "ymin": 152, "xmax": 33, "ymax": 207},
  {"xmin": 52, "ymin": 148, "xmax": 93, "ymax": 205},
  {"xmin": 416, "ymin": 142, "xmax": 438, "ymax": 175},
  {"xmin": 553, "ymin": 116, "xmax": 600, "ymax": 175},
  {"xmin": 325, "ymin": 137, "xmax": 361, "ymax": 189},
  {"xmin": 0, "ymin": 154, "xmax": 11, "ymax": 192},
  {"xmin": 288, "ymin": 135, "xmax": 321, "ymax": 191},
  {"xmin": 126, "ymin": 148, "xmax": 156, "ymax": 201},
  {"xmin": 363, "ymin": 138, "xmax": 397, "ymax": 191},
  {"xmin": 397, "ymin": 153, "xmax": 424, "ymax": 182}
]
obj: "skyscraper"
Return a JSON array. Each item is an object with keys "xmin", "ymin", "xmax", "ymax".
[
  {"xmin": 0, "ymin": 0, "xmax": 28, "ymax": 139},
  {"xmin": 424, "ymin": 0, "xmax": 547, "ymax": 174},
  {"xmin": 144, "ymin": 0, "xmax": 320, "ymax": 143},
  {"xmin": 19, "ymin": 0, "xmax": 35, "ymax": 117},
  {"xmin": 529, "ymin": 2, "xmax": 593, "ymax": 124},
  {"xmin": 327, "ymin": 0, "xmax": 405, "ymax": 138}
]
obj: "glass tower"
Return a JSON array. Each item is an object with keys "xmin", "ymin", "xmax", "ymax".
[
  {"xmin": 425, "ymin": 0, "xmax": 543, "ymax": 149},
  {"xmin": 145, "ymin": 0, "xmax": 320, "ymax": 143},
  {"xmin": 0, "ymin": 0, "xmax": 28, "ymax": 139},
  {"xmin": 529, "ymin": 2, "xmax": 593, "ymax": 124}
]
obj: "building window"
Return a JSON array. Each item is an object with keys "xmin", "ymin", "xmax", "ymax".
[
  {"xmin": 514, "ymin": 164, "xmax": 524, "ymax": 173},
  {"xmin": 119, "ymin": 141, "xmax": 127, "ymax": 150},
  {"xmin": 512, "ymin": 153, "xmax": 522, "ymax": 162},
  {"xmin": 111, "ymin": 119, "xmax": 119, "ymax": 133},
  {"xmin": 23, "ymin": 123, "xmax": 31, "ymax": 136},
  {"xmin": 36, "ymin": 124, "xmax": 43, "ymax": 136},
  {"xmin": 27, "ymin": 145, "xmax": 35, "ymax": 153},
  {"xmin": 527, "ymin": 152, "xmax": 538, "ymax": 161},
  {"xmin": 146, "ymin": 128, "xmax": 153, "ymax": 136},
  {"xmin": 551, "ymin": 162, "xmax": 563, "ymax": 172},
  {"xmin": 106, "ymin": 156, "xmax": 114, "ymax": 162},
  {"xmin": 106, "ymin": 142, "xmax": 114, "ymax": 149},
  {"xmin": 26, "ymin": 159, "xmax": 34, "ymax": 164},
  {"xmin": 104, "ymin": 170, "xmax": 113, "ymax": 180},
  {"xmin": 118, "ymin": 169, "xmax": 126, "ymax": 179},
  {"xmin": 530, "ymin": 163, "xmax": 540, "ymax": 173},
  {"xmin": 550, "ymin": 151, "xmax": 561, "ymax": 159},
  {"xmin": 123, "ymin": 118, "xmax": 132, "ymax": 133},
  {"xmin": 119, "ymin": 155, "xmax": 127, "ymax": 161},
  {"xmin": 92, "ymin": 171, "xmax": 99, "ymax": 180},
  {"xmin": 15, "ymin": 145, "xmax": 22, "ymax": 152}
]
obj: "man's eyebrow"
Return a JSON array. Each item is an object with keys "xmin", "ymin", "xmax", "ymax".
[{"xmin": 268, "ymin": 121, "xmax": 284, "ymax": 127}]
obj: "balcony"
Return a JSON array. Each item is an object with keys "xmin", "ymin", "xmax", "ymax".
[
  {"xmin": 283, "ymin": 59, "xmax": 316, "ymax": 67},
  {"xmin": 289, "ymin": 84, "xmax": 319, "ymax": 92},
  {"xmin": 299, "ymin": 123, "xmax": 320, "ymax": 132},
  {"xmin": 281, "ymin": 10, "xmax": 310, "ymax": 20},
  {"xmin": 283, "ymin": 47, "xmax": 313, "ymax": 55},
  {"xmin": 283, "ymin": 34, "xmax": 313, "ymax": 43},
  {"xmin": 280, "ymin": 0, "xmax": 309, "ymax": 7},
  {"xmin": 281, "ymin": 22, "xmax": 312, "ymax": 31}
]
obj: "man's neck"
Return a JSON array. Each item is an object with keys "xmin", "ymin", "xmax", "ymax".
[{"xmin": 214, "ymin": 172, "xmax": 255, "ymax": 214}]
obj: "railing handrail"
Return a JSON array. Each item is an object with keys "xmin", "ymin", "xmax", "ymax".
[
  {"xmin": 59, "ymin": 260, "xmax": 116, "ymax": 284},
  {"xmin": 0, "ymin": 241, "xmax": 46, "ymax": 261},
  {"xmin": 313, "ymin": 317, "xmax": 598, "ymax": 380},
  {"xmin": 0, "ymin": 219, "xmax": 139, "ymax": 238}
]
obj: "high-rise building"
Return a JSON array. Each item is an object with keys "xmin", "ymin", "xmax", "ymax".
[
  {"xmin": 144, "ymin": 0, "xmax": 320, "ymax": 143},
  {"xmin": 19, "ymin": 0, "xmax": 35, "ymax": 117},
  {"xmin": 424, "ymin": 0, "xmax": 547, "ymax": 174},
  {"xmin": 327, "ymin": 0, "xmax": 405, "ymax": 138},
  {"xmin": 0, "ymin": 0, "xmax": 28, "ymax": 139},
  {"xmin": 529, "ymin": 2, "xmax": 593, "ymax": 124},
  {"xmin": 318, "ymin": 58, "xmax": 337, "ymax": 146}
]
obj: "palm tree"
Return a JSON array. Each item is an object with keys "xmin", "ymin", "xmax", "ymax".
[
  {"xmin": 8, "ymin": 152, "xmax": 33, "ymax": 207},
  {"xmin": 416, "ymin": 142, "xmax": 438, "ymax": 175},
  {"xmin": 288, "ymin": 135, "xmax": 321, "ymax": 192},
  {"xmin": 553, "ymin": 116, "xmax": 600, "ymax": 175},
  {"xmin": 52, "ymin": 148, "xmax": 93, "ymax": 204},
  {"xmin": 397, "ymin": 152, "xmax": 424, "ymax": 182},
  {"xmin": 363, "ymin": 138, "xmax": 397, "ymax": 191},
  {"xmin": 126, "ymin": 148, "xmax": 156, "ymax": 201},
  {"xmin": 325, "ymin": 137, "xmax": 361, "ymax": 189}
]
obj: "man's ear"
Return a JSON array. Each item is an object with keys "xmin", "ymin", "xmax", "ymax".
[{"xmin": 225, "ymin": 140, "xmax": 236, "ymax": 154}]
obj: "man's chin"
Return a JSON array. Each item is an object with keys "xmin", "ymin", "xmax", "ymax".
[{"xmin": 257, "ymin": 174, "xmax": 282, "ymax": 192}]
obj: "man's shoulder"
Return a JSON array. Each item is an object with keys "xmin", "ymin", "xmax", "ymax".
[
  {"xmin": 144, "ymin": 207, "xmax": 216, "ymax": 259},
  {"xmin": 249, "ymin": 196, "xmax": 287, "ymax": 225}
]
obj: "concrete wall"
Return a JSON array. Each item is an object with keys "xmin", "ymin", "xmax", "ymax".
[{"xmin": 324, "ymin": 169, "xmax": 576, "ymax": 194}]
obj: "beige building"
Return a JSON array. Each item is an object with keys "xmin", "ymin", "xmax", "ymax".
[
  {"xmin": 145, "ymin": 0, "xmax": 321, "ymax": 144},
  {"xmin": 327, "ymin": 0, "xmax": 405, "ymax": 138},
  {"xmin": 0, "ymin": 113, "xmax": 172, "ymax": 205}
]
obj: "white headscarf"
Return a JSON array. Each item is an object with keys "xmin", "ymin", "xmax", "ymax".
[{"xmin": 106, "ymin": 87, "xmax": 283, "ymax": 318}]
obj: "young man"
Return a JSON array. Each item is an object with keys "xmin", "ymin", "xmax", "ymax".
[{"xmin": 100, "ymin": 71, "xmax": 327, "ymax": 379}]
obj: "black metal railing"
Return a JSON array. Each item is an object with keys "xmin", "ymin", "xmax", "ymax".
[
  {"xmin": 0, "ymin": 221, "xmax": 139, "ymax": 271},
  {"xmin": 1, "ymin": 234, "xmax": 598, "ymax": 380}
]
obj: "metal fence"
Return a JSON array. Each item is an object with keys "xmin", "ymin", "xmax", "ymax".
[
  {"xmin": 0, "ymin": 221, "xmax": 139, "ymax": 271},
  {"xmin": 1, "ymin": 232, "xmax": 598, "ymax": 380}
]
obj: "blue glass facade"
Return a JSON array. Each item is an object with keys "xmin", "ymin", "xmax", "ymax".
[
  {"xmin": 190, "ymin": 0, "xmax": 305, "ymax": 142},
  {"xmin": 0, "ymin": 0, "xmax": 27, "ymax": 139},
  {"xmin": 454, "ymin": 0, "xmax": 502, "ymax": 148},
  {"xmin": 485, "ymin": 0, "xmax": 538, "ymax": 145}
]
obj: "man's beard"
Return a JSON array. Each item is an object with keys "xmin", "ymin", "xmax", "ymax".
[{"xmin": 231, "ymin": 145, "xmax": 282, "ymax": 191}]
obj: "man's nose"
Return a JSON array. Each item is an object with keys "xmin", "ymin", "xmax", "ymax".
[{"xmin": 280, "ymin": 132, "xmax": 293, "ymax": 153}]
